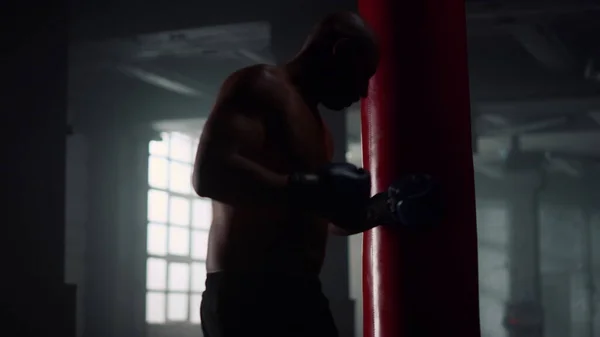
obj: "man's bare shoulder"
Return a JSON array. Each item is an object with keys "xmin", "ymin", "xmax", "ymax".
[{"xmin": 216, "ymin": 64, "xmax": 292, "ymax": 109}]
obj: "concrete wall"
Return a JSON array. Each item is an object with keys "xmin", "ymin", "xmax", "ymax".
[
  {"xmin": 470, "ymin": 174, "xmax": 600, "ymax": 337},
  {"xmin": 65, "ymin": 134, "xmax": 90, "ymax": 337},
  {"xmin": 477, "ymin": 199, "xmax": 510, "ymax": 337},
  {"xmin": 348, "ymin": 233, "xmax": 364, "ymax": 337}
]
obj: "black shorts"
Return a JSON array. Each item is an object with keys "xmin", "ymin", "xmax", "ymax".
[{"xmin": 200, "ymin": 271, "xmax": 338, "ymax": 337}]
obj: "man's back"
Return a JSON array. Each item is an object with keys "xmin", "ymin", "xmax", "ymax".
[{"xmin": 197, "ymin": 64, "xmax": 334, "ymax": 274}]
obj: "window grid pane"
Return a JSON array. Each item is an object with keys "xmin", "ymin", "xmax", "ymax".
[
  {"xmin": 148, "ymin": 156, "xmax": 169, "ymax": 189},
  {"xmin": 146, "ymin": 291, "xmax": 166, "ymax": 323},
  {"xmin": 169, "ymin": 132, "xmax": 193, "ymax": 163},
  {"xmin": 146, "ymin": 131, "xmax": 210, "ymax": 324},
  {"xmin": 148, "ymin": 190, "xmax": 169, "ymax": 223},
  {"xmin": 169, "ymin": 196, "xmax": 191, "ymax": 226},
  {"xmin": 190, "ymin": 294, "xmax": 202, "ymax": 323},
  {"xmin": 168, "ymin": 262, "xmax": 190, "ymax": 291},
  {"xmin": 149, "ymin": 132, "xmax": 169, "ymax": 156},
  {"xmin": 168, "ymin": 161, "xmax": 192, "ymax": 195},
  {"xmin": 192, "ymin": 199, "xmax": 212, "ymax": 229},
  {"xmin": 167, "ymin": 292, "xmax": 189, "ymax": 321},
  {"xmin": 146, "ymin": 258, "xmax": 167, "ymax": 290},
  {"xmin": 147, "ymin": 223, "xmax": 167, "ymax": 256}
]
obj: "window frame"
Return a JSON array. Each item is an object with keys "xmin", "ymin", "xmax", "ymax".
[{"xmin": 145, "ymin": 131, "xmax": 211, "ymax": 326}]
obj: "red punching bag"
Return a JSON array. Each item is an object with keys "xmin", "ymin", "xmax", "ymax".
[{"xmin": 359, "ymin": 0, "xmax": 481, "ymax": 336}]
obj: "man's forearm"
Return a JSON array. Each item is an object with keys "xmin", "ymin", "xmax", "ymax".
[
  {"xmin": 194, "ymin": 154, "xmax": 290, "ymax": 206},
  {"xmin": 327, "ymin": 192, "xmax": 393, "ymax": 236}
]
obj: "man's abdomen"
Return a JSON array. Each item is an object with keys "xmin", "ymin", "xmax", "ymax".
[{"xmin": 206, "ymin": 203, "xmax": 328, "ymax": 274}]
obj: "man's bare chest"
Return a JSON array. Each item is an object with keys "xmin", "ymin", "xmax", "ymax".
[{"xmin": 283, "ymin": 106, "xmax": 334, "ymax": 169}]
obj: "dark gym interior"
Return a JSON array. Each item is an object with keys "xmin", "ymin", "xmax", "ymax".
[{"xmin": 6, "ymin": 1, "xmax": 600, "ymax": 337}]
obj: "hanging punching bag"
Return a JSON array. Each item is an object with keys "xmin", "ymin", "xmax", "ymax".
[{"xmin": 359, "ymin": 0, "xmax": 481, "ymax": 336}]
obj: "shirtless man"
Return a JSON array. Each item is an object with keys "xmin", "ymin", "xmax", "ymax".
[{"xmin": 193, "ymin": 12, "xmax": 400, "ymax": 337}]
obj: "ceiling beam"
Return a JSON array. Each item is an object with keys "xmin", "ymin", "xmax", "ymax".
[
  {"xmin": 467, "ymin": 2, "xmax": 600, "ymax": 37},
  {"xmin": 478, "ymin": 131, "xmax": 600, "ymax": 157},
  {"xmin": 477, "ymin": 96, "xmax": 600, "ymax": 116},
  {"xmin": 508, "ymin": 23, "xmax": 578, "ymax": 73},
  {"xmin": 347, "ymin": 97, "xmax": 600, "ymax": 142},
  {"xmin": 465, "ymin": 1, "xmax": 600, "ymax": 21},
  {"xmin": 482, "ymin": 116, "xmax": 570, "ymax": 137},
  {"xmin": 71, "ymin": 0, "xmax": 600, "ymax": 42},
  {"xmin": 126, "ymin": 22, "xmax": 271, "ymax": 60},
  {"xmin": 71, "ymin": 21, "xmax": 271, "ymax": 62},
  {"xmin": 70, "ymin": 22, "xmax": 272, "ymax": 97},
  {"xmin": 590, "ymin": 111, "xmax": 600, "ymax": 125},
  {"xmin": 235, "ymin": 49, "xmax": 275, "ymax": 65},
  {"xmin": 117, "ymin": 65, "xmax": 211, "ymax": 97}
]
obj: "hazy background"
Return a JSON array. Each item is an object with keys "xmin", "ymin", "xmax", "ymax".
[{"xmin": 62, "ymin": 1, "xmax": 600, "ymax": 337}]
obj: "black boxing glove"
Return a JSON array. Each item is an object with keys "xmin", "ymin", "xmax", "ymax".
[
  {"xmin": 287, "ymin": 163, "xmax": 371, "ymax": 218},
  {"xmin": 352, "ymin": 173, "xmax": 442, "ymax": 230},
  {"xmin": 385, "ymin": 173, "xmax": 442, "ymax": 227}
]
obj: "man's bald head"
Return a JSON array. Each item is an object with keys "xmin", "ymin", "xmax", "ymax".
[
  {"xmin": 303, "ymin": 11, "xmax": 377, "ymax": 54},
  {"xmin": 290, "ymin": 12, "xmax": 379, "ymax": 111}
]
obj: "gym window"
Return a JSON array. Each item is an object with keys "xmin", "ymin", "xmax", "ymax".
[{"xmin": 145, "ymin": 132, "xmax": 211, "ymax": 324}]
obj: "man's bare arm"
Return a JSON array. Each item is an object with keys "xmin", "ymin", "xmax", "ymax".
[
  {"xmin": 328, "ymin": 174, "xmax": 442, "ymax": 235},
  {"xmin": 192, "ymin": 67, "xmax": 291, "ymax": 206}
]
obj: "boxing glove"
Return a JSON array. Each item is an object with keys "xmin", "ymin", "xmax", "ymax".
[
  {"xmin": 287, "ymin": 163, "xmax": 371, "ymax": 217},
  {"xmin": 386, "ymin": 173, "xmax": 442, "ymax": 227}
]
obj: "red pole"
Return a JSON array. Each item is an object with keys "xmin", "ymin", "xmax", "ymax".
[{"xmin": 359, "ymin": 0, "xmax": 481, "ymax": 336}]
